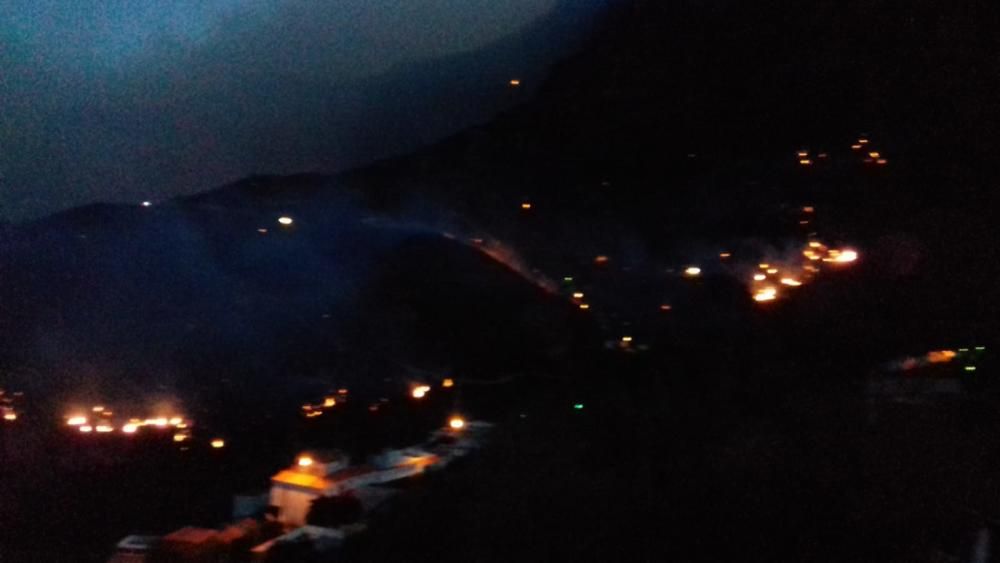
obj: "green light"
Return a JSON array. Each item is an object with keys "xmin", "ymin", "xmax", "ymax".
[
  {"xmin": 573, "ymin": 403, "xmax": 584, "ymax": 410},
  {"xmin": 563, "ymin": 277, "xmax": 574, "ymax": 282},
  {"xmin": 965, "ymin": 366, "xmax": 977, "ymax": 372},
  {"xmin": 975, "ymin": 346, "xmax": 986, "ymax": 351}
]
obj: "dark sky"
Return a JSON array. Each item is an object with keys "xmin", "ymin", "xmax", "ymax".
[{"xmin": 0, "ymin": 0, "xmax": 596, "ymax": 221}]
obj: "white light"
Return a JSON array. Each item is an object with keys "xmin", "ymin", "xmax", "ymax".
[
  {"xmin": 278, "ymin": 216, "xmax": 294, "ymax": 226},
  {"xmin": 684, "ymin": 266, "xmax": 701, "ymax": 277}
]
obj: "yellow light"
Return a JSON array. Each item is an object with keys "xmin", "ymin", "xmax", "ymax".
[
  {"xmin": 808, "ymin": 241, "xmax": 821, "ymax": 248},
  {"xmin": 753, "ymin": 274, "xmax": 766, "ymax": 281},
  {"xmin": 753, "ymin": 287, "xmax": 778, "ymax": 302},
  {"xmin": 323, "ymin": 397, "xmax": 337, "ymax": 408},
  {"xmin": 80, "ymin": 425, "xmax": 93, "ymax": 433},
  {"xmin": 151, "ymin": 417, "xmax": 168, "ymax": 428},
  {"xmin": 509, "ymin": 79, "xmax": 521, "ymax": 86},
  {"xmin": 3, "ymin": 413, "xmax": 16, "ymax": 421},
  {"xmin": 759, "ymin": 263, "xmax": 769, "ymax": 269},
  {"xmin": 579, "ymin": 303, "xmax": 590, "ymax": 310},
  {"xmin": 833, "ymin": 249, "xmax": 858, "ymax": 263},
  {"xmin": 173, "ymin": 433, "xmax": 188, "ymax": 442},
  {"xmin": 297, "ymin": 455, "xmax": 314, "ymax": 467},
  {"xmin": 868, "ymin": 151, "xmax": 880, "ymax": 158},
  {"xmin": 858, "ymin": 138, "xmax": 869, "ymax": 144},
  {"xmin": 442, "ymin": 378, "xmax": 455, "ymax": 388},
  {"xmin": 169, "ymin": 417, "xmax": 183, "ymax": 426},
  {"xmin": 449, "ymin": 416, "xmax": 466, "ymax": 430},
  {"xmin": 684, "ymin": 266, "xmax": 701, "ymax": 276},
  {"xmin": 780, "ymin": 278, "xmax": 802, "ymax": 287},
  {"xmin": 176, "ymin": 423, "xmax": 188, "ymax": 429},
  {"xmin": 622, "ymin": 336, "xmax": 633, "ymax": 343},
  {"xmin": 521, "ymin": 202, "xmax": 532, "ymax": 210},
  {"xmin": 799, "ymin": 159, "xmax": 812, "ymax": 165},
  {"xmin": 92, "ymin": 406, "xmax": 105, "ymax": 413},
  {"xmin": 851, "ymin": 144, "xmax": 862, "ymax": 150},
  {"xmin": 278, "ymin": 216, "xmax": 294, "ymax": 226},
  {"xmin": 96, "ymin": 424, "xmax": 113, "ymax": 433},
  {"xmin": 122, "ymin": 424, "xmax": 138, "ymax": 434},
  {"xmin": 572, "ymin": 292, "xmax": 584, "ymax": 299},
  {"xmin": 719, "ymin": 252, "xmax": 731, "ymax": 258},
  {"xmin": 411, "ymin": 385, "xmax": 431, "ymax": 399},
  {"xmin": 211, "ymin": 439, "xmax": 225, "ymax": 449},
  {"xmin": 766, "ymin": 268, "xmax": 778, "ymax": 274},
  {"xmin": 67, "ymin": 416, "xmax": 87, "ymax": 426}
]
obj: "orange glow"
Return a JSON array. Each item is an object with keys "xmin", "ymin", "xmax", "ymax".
[
  {"xmin": 449, "ymin": 416, "xmax": 466, "ymax": 430},
  {"xmin": 684, "ymin": 266, "xmax": 701, "ymax": 277},
  {"xmin": 753, "ymin": 287, "xmax": 778, "ymax": 302},
  {"xmin": 96, "ymin": 424, "xmax": 113, "ymax": 433},
  {"xmin": 621, "ymin": 336, "xmax": 633, "ymax": 343},
  {"xmin": 520, "ymin": 202, "xmax": 532, "ymax": 210},
  {"xmin": 169, "ymin": 417, "xmax": 183, "ymax": 426},
  {"xmin": 594, "ymin": 255, "xmax": 609, "ymax": 265},
  {"xmin": 660, "ymin": 304, "xmax": 672, "ymax": 311},
  {"xmin": 780, "ymin": 277, "xmax": 802, "ymax": 287},
  {"xmin": 759, "ymin": 263, "xmax": 769, "ymax": 269},
  {"xmin": 323, "ymin": 397, "xmax": 337, "ymax": 408},
  {"xmin": 579, "ymin": 303, "xmax": 590, "ymax": 310},
  {"xmin": 509, "ymin": 79, "xmax": 521, "ymax": 86},
  {"xmin": 796, "ymin": 151, "xmax": 809, "ymax": 157},
  {"xmin": 927, "ymin": 350, "xmax": 957, "ymax": 364},
  {"xmin": 79, "ymin": 425, "xmax": 93, "ymax": 433},
  {"xmin": 799, "ymin": 159, "xmax": 812, "ymax": 165},
  {"xmin": 858, "ymin": 138, "xmax": 869, "ymax": 144},
  {"xmin": 851, "ymin": 144, "xmax": 862, "ymax": 150},
  {"xmin": 831, "ymin": 249, "xmax": 858, "ymax": 263},
  {"xmin": 803, "ymin": 206, "xmax": 814, "ymax": 213},
  {"xmin": 337, "ymin": 388, "xmax": 348, "ymax": 395},
  {"xmin": 3, "ymin": 412, "xmax": 16, "ymax": 421},
  {"xmin": 211, "ymin": 439, "xmax": 225, "ymax": 449},
  {"xmin": 753, "ymin": 274, "xmax": 766, "ymax": 281},
  {"xmin": 766, "ymin": 268, "xmax": 778, "ymax": 274},
  {"xmin": 297, "ymin": 455, "xmax": 314, "ymax": 467},
  {"xmin": 808, "ymin": 241, "xmax": 822, "ymax": 248},
  {"xmin": 572, "ymin": 292, "xmax": 584, "ymax": 299},
  {"xmin": 411, "ymin": 385, "xmax": 431, "ymax": 399},
  {"xmin": 92, "ymin": 406, "xmax": 105, "ymax": 413},
  {"xmin": 67, "ymin": 416, "xmax": 87, "ymax": 426},
  {"xmin": 719, "ymin": 252, "xmax": 731, "ymax": 258},
  {"xmin": 868, "ymin": 151, "xmax": 880, "ymax": 158},
  {"xmin": 122, "ymin": 423, "xmax": 138, "ymax": 434},
  {"xmin": 442, "ymin": 378, "xmax": 455, "ymax": 388},
  {"xmin": 876, "ymin": 158, "xmax": 887, "ymax": 165}
]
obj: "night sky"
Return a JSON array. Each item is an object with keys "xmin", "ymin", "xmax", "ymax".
[{"xmin": 0, "ymin": 0, "xmax": 574, "ymax": 221}]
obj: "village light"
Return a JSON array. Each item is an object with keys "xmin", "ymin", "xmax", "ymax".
[
  {"xmin": 92, "ymin": 406, "xmax": 105, "ymax": 413},
  {"xmin": 278, "ymin": 216, "xmax": 294, "ymax": 226},
  {"xmin": 448, "ymin": 416, "xmax": 466, "ymax": 430},
  {"xmin": 297, "ymin": 455, "xmax": 314, "ymax": 467},
  {"xmin": 833, "ymin": 250, "xmax": 858, "ymax": 263},
  {"xmin": 684, "ymin": 266, "xmax": 701, "ymax": 277},
  {"xmin": 509, "ymin": 79, "xmax": 521, "ymax": 87},
  {"xmin": 211, "ymin": 439, "xmax": 225, "ymax": 449},
  {"xmin": 67, "ymin": 416, "xmax": 87, "ymax": 426},
  {"xmin": 169, "ymin": 417, "xmax": 183, "ymax": 426},
  {"xmin": 3, "ymin": 412, "xmax": 16, "ymax": 421},
  {"xmin": 753, "ymin": 274, "xmax": 767, "ymax": 281},
  {"xmin": 96, "ymin": 424, "xmax": 113, "ymax": 433},
  {"xmin": 442, "ymin": 378, "xmax": 455, "ymax": 388},
  {"xmin": 173, "ymin": 433, "xmax": 188, "ymax": 442},
  {"xmin": 122, "ymin": 423, "xmax": 138, "ymax": 434},
  {"xmin": 323, "ymin": 397, "xmax": 337, "ymax": 408},
  {"xmin": 572, "ymin": 292, "xmax": 584, "ymax": 299},
  {"xmin": 79, "ymin": 425, "xmax": 93, "ymax": 433},
  {"xmin": 411, "ymin": 385, "xmax": 429, "ymax": 399}
]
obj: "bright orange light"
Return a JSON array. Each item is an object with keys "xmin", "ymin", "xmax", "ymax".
[
  {"xmin": 411, "ymin": 385, "xmax": 430, "ymax": 399},
  {"xmin": 520, "ymin": 202, "xmax": 532, "ymax": 210},
  {"xmin": 96, "ymin": 424, "xmax": 113, "ymax": 433},
  {"xmin": 868, "ymin": 151, "xmax": 880, "ymax": 158},
  {"xmin": 621, "ymin": 336, "xmax": 633, "ymax": 343},
  {"xmin": 927, "ymin": 350, "xmax": 957, "ymax": 364},
  {"xmin": 211, "ymin": 439, "xmax": 225, "ymax": 449},
  {"xmin": 168, "ymin": 417, "xmax": 183, "ymax": 426},
  {"xmin": 780, "ymin": 277, "xmax": 802, "ymax": 287},
  {"xmin": 3, "ymin": 413, "xmax": 16, "ymax": 421},
  {"xmin": 803, "ymin": 206, "xmax": 814, "ymax": 213},
  {"xmin": 79, "ymin": 425, "xmax": 93, "ymax": 433},
  {"xmin": 67, "ymin": 416, "xmax": 87, "ymax": 426},
  {"xmin": 173, "ymin": 433, "xmax": 188, "ymax": 442},
  {"xmin": 753, "ymin": 274, "xmax": 766, "ymax": 281},
  {"xmin": 808, "ymin": 241, "xmax": 822, "ymax": 248},
  {"xmin": 753, "ymin": 288, "xmax": 778, "ymax": 302},
  {"xmin": 719, "ymin": 252, "xmax": 731, "ymax": 258},
  {"xmin": 509, "ymin": 79, "xmax": 521, "ymax": 86},
  {"xmin": 449, "ymin": 416, "xmax": 466, "ymax": 430},
  {"xmin": 122, "ymin": 424, "xmax": 138, "ymax": 434},
  {"xmin": 572, "ymin": 292, "xmax": 584, "ymax": 299},
  {"xmin": 759, "ymin": 263, "xmax": 769, "ymax": 269},
  {"xmin": 442, "ymin": 378, "xmax": 455, "ymax": 388},
  {"xmin": 684, "ymin": 266, "xmax": 701, "ymax": 277},
  {"xmin": 297, "ymin": 455, "xmax": 314, "ymax": 467},
  {"xmin": 832, "ymin": 249, "xmax": 858, "ymax": 263},
  {"xmin": 323, "ymin": 397, "xmax": 337, "ymax": 408},
  {"xmin": 278, "ymin": 216, "xmax": 294, "ymax": 226}
]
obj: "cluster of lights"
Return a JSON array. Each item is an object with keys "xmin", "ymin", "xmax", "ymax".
[
  {"xmin": 302, "ymin": 388, "xmax": 348, "ymax": 419},
  {"xmin": 411, "ymin": 385, "xmax": 432, "ymax": 400},
  {"xmin": 851, "ymin": 136, "xmax": 888, "ymax": 165},
  {"xmin": 64, "ymin": 407, "xmax": 190, "ymax": 436}
]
